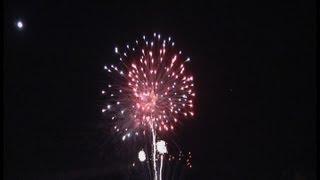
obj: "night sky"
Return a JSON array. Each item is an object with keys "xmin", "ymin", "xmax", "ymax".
[{"xmin": 4, "ymin": 0, "xmax": 316, "ymax": 179}]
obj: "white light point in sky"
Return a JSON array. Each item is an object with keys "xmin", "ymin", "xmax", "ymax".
[
  {"xmin": 16, "ymin": 21, "xmax": 23, "ymax": 29},
  {"xmin": 156, "ymin": 140, "xmax": 167, "ymax": 154},
  {"xmin": 138, "ymin": 149, "xmax": 146, "ymax": 162}
]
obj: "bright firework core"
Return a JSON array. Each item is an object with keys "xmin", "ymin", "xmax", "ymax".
[{"xmin": 137, "ymin": 90, "xmax": 158, "ymax": 113}]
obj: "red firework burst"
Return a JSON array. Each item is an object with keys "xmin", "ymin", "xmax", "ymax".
[{"xmin": 102, "ymin": 33, "xmax": 195, "ymax": 138}]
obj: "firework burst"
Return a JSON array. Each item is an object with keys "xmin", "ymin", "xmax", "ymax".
[
  {"xmin": 102, "ymin": 33, "xmax": 195, "ymax": 180},
  {"xmin": 102, "ymin": 33, "xmax": 195, "ymax": 137}
]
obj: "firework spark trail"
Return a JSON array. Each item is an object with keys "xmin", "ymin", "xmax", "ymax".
[
  {"xmin": 159, "ymin": 155, "xmax": 164, "ymax": 180},
  {"xmin": 156, "ymin": 140, "xmax": 167, "ymax": 180},
  {"xmin": 103, "ymin": 33, "xmax": 195, "ymax": 179},
  {"xmin": 150, "ymin": 122, "xmax": 157, "ymax": 180}
]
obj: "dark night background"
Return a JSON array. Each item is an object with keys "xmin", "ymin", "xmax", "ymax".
[{"xmin": 4, "ymin": 0, "xmax": 316, "ymax": 179}]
